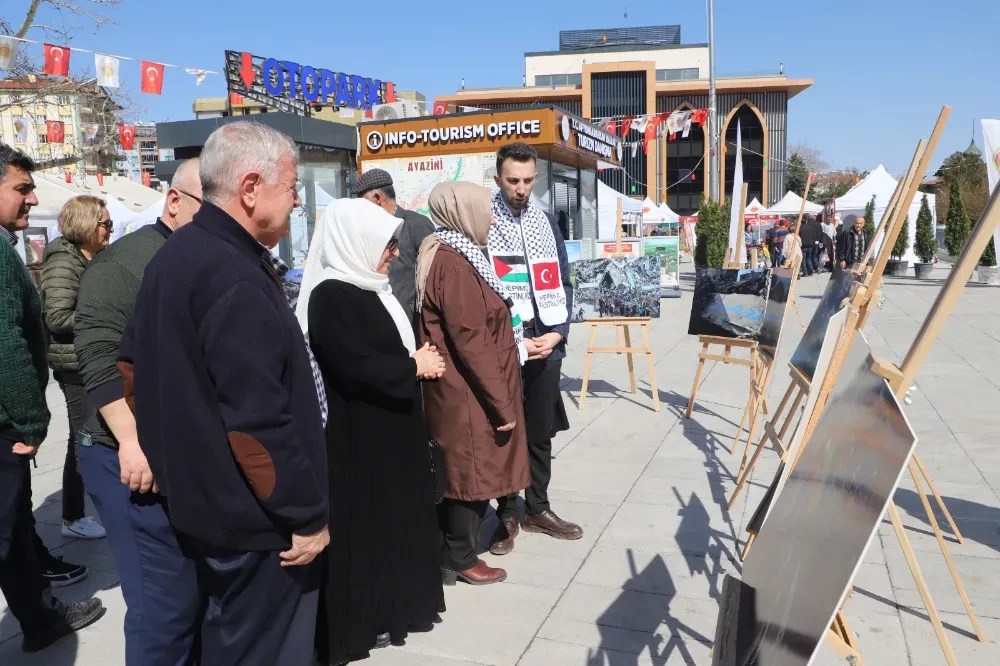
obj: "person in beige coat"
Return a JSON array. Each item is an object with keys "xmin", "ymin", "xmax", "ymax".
[{"xmin": 416, "ymin": 182, "xmax": 530, "ymax": 586}]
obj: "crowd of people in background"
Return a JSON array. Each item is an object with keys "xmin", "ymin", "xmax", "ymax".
[
  {"xmin": 0, "ymin": 131, "xmax": 581, "ymax": 666},
  {"xmin": 761, "ymin": 211, "xmax": 874, "ymax": 275}
]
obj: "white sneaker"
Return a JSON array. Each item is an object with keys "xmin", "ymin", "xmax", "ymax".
[{"xmin": 62, "ymin": 516, "xmax": 107, "ymax": 540}]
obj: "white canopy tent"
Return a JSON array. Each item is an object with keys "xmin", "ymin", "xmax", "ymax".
[
  {"xmin": 744, "ymin": 197, "xmax": 771, "ymax": 215},
  {"xmin": 641, "ymin": 198, "xmax": 679, "ymax": 224},
  {"xmin": 598, "ymin": 180, "xmax": 642, "ymax": 238},
  {"xmin": 835, "ymin": 165, "xmax": 937, "ymax": 265},
  {"xmin": 768, "ymin": 191, "xmax": 823, "ymax": 216}
]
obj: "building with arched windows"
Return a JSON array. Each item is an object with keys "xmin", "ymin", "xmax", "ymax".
[{"xmin": 434, "ymin": 25, "xmax": 812, "ymax": 218}]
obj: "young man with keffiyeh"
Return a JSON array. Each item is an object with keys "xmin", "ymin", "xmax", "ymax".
[{"xmin": 486, "ymin": 143, "xmax": 582, "ymax": 555}]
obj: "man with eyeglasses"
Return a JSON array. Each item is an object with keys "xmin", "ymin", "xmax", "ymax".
[{"xmin": 73, "ymin": 158, "xmax": 203, "ymax": 665}]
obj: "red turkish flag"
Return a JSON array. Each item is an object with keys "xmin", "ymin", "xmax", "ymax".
[
  {"xmin": 620, "ymin": 116, "xmax": 634, "ymax": 137},
  {"xmin": 65, "ymin": 171, "xmax": 72, "ymax": 183},
  {"xmin": 644, "ymin": 121, "xmax": 657, "ymax": 145},
  {"xmin": 604, "ymin": 120, "xmax": 617, "ymax": 135},
  {"xmin": 119, "ymin": 125, "xmax": 136, "ymax": 150},
  {"xmin": 142, "ymin": 171, "xmax": 151, "ymax": 187},
  {"xmin": 46, "ymin": 120, "xmax": 65, "ymax": 144},
  {"xmin": 96, "ymin": 172, "xmax": 104, "ymax": 186},
  {"xmin": 432, "ymin": 101, "xmax": 449, "ymax": 115},
  {"xmin": 532, "ymin": 261, "xmax": 560, "ymax": 290},
  {"xmin": 141, "ymin": 61, "xmax": 165, "ymax": 94},
  {"xmin": 43, "ymin": 44, "xmax": 70, "ymax": 77}
]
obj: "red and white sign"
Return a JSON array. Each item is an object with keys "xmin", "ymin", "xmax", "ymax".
[
  {"xmin": 46, "ymin": 120, "xmax": 65, "ymax": 144},
  {"xmin": 43, "ymin": 43, "xmax": 70, "ymax": 77},
  {"xmin": 142, "ymin": 171, "xmax": 151, "ymax": 187},
  {"xmin": 118, "ymin": 125, "xmax": 136, "ymax": 150},
  {"xmin": 141, "ymin": 61, "xmax": 165, "ymax": 95},
  {"xmin": 532, "ymin": 262, "xmax": 560, "ymax": 289},
  {"xmin": 96, "ymin": 172, "xmax": 104, "ymax": 186}
]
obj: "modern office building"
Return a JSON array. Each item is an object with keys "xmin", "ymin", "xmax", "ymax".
[{"xmin": 435, "ymin": 25, "xmax": 812, "ymax": 216}]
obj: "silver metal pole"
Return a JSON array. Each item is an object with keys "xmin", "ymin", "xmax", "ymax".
[{"xmin": 707, "ymin": 0, "xmax": 719, "ymax": 202}]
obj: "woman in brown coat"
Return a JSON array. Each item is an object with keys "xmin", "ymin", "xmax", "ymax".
[{"xmin": 416, "ymin": 181, "xmax": 530, "ymax": 586}]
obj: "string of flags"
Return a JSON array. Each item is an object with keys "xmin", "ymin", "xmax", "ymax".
[
  {"xmin": 609, "ymin": 108, "xmax": 709, "ymax": 156},
  {"xmin": 17, "ymin": 114, "xmax": 138, "ymax": 151},
  {"xmin": 0, "ymin": 35, "xmax": 219, "ymax": 94}
]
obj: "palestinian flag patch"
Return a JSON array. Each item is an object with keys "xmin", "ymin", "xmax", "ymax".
[{"xmin": 493, "ymin": 255, "xmax": 530, "ymax": 283}]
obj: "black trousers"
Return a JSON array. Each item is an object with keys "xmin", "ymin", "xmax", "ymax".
[
  {"xmin": 0, "ymin": 448, "xmax": 64, "ymax": 636},
  {"xmin": 496, "ymin": 357, "xmax": 566, "ymax": 521},
  {"xmin": 185, "ymin": 538, "xmax": 320, "ymax": 666},
  {"xmin": 438, "ymin": 499, "xmax": 488, "ymax": 571},
  {"xmin": 56, "ymin": 376, "xmax": 88, "ymax": 523}
]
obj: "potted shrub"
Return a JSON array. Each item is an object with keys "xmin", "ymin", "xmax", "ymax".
[
  {"xmin": 694, "ymin": 196, "xmax": 732, "ymax": 268},
  {"xmin": 913, "ymin": 195, "xmax": 937, "ymax": 278},
  {"xmin": 886, "ymin": 215, "xmax": 909, "ymax": 276},
  {"xmin": 979, "ymin": 238, "xmax": 999, "ymax": 285},
  {"xmin": 944, "ymin": 180, "xmax": 971, "ymax": 258}
]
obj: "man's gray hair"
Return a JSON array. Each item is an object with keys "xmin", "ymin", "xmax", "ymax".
[
  {"xmin": 199, "ymin": 122, "xmax": 299, "ymax": 206},
  {"xmin": 0, "ymin": 143, "xmax": 35, "ymax": 183}
]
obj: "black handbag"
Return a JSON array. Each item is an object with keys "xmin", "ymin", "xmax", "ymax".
[{"xmin": 427, "ymin": 439, "xmax": 444, "ymax": 505}]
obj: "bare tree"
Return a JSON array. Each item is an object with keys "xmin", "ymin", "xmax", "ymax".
[
  {"xmin": 1, "ymin": 1, "xmax": 134, "ymax": 173},
  {"xmin": 788, "ymin": 143, "xmax": 831, "ymax": 173}
]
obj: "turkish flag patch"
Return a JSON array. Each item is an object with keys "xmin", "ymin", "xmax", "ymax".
[{"xmin": 532, "ymin": 261, "xmax": 560, "ymax": 289}]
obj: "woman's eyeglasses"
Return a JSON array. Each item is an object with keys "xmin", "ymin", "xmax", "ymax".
[
  {"xmin": 98, "ymin": 218, "xmax": 114, "ymax": 231},
  {"xmin": 385, "ymin": 237, "xmax": 399, "ymax": 253}
]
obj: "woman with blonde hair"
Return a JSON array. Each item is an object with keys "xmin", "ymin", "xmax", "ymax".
[
  {"xmin": 40, "ymin": 195, "xmax": 112, "ymax": 540},
  {"xmin": 415, "ymin": 181, "xmax": 530, "ymax": 586}
]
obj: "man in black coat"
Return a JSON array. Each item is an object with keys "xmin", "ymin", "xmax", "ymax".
[
  {"xmin": 354, "ymin": 169, "xmax": 435, "ymax": 322},
  {"xmin": 837, "ymin": 216, "xmax": 871, "ymax": 270},
  {"xmin": 798, "ymin": 215, "xmax": 824, "ymax": 276}
]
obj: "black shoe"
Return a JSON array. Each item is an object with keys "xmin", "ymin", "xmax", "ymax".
[
  {"xmin": 41, "ymin": 555, "xmax": 88, "ymax": 588},
  {"xmin": 374, "ymin": 632, "xmax": 391, "ymax": 649},
  {"xmin": 22, "ymin": 598, "xmax": 105, "ymax": 652}
]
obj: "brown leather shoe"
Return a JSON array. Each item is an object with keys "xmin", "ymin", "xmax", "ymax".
[
  {"xmin": 441, "ymin": 559, "xmax": 507, "ymax": 586},
  {"xmin": 523, "ymin": 510, "xmax": 584, "ymax": 540},
  {"xmin": 489, "ymin": 516, "xmax": 519, "ymax": 556}
]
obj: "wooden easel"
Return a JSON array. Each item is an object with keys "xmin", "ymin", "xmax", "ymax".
[
  {"xmin": 734, "ymin": 136, "xmax": 924, "ymax": 521},
  {"xmin": 578, "ymin": 198, "xmax": 661, "ymax": 412},
  {"xmin": 688, "ymin": 185, "xmax": 772, "ymax": 422},
  {"xmin": 741, "ymin": 107, "xmax": 987, "ymax": 666},
  {"xmin": 787, "ymin": 173, "xmax": 815, "ymax": 332}
]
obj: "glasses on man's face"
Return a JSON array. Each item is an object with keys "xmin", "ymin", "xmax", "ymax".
[
  {"xmin": 385, "ymin": 237, "xmax": 399, "ymax": 254},
  {"xmin": 175, "ymin": 188, "xmax": 202, "ymax": 204}
]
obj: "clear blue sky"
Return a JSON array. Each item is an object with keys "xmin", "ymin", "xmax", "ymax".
[{"xmin": 27, "ymin": 0, "xmax": 999, "ymax": 175}]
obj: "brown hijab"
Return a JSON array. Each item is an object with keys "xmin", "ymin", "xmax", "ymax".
[{"xmin": 414, "ymin": 181, "xmax": 493, "ymax": 312}]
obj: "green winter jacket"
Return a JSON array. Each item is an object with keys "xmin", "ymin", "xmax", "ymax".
[
  {"xmin": 0, "ymin": 236, "xmax": 50, "ymax": 445},
  {"xmin": 40, "ymin": 236, "xmax": 89, "ymax": 374}
]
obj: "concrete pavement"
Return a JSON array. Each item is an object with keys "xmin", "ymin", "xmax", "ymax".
[{"xmin": 3, "ymin": 260, "xmax": 1000, "ymax": 665}]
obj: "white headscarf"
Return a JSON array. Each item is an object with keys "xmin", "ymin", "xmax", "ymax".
[{"xmin": 295, "ymin": 198, "xmax": 415, "ymax": 353}]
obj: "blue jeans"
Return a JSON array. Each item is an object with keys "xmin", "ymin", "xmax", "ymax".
[
  {"xmin": 804, "ymin": 245, "xmax": 820, "ymax": 274},
  {"xmin": 78, "ymin": 442, "xmax": 201, "ymax": 666}
]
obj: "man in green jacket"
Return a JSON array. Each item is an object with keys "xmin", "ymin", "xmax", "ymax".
[{"xmin": 0, "ymin": 144, "xmax": 104, "ymax": 652}]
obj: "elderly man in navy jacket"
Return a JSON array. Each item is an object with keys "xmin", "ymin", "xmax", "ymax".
[{"xmin": 119, "ymin": 122, "xmax": 328, "ymax": 666}]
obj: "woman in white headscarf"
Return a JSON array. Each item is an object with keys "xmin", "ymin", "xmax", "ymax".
[{"xmin": 296, "ymin": 198, "xmax": 446, "ymax": 666}]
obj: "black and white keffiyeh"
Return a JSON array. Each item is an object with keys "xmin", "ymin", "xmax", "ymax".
[
  {"xmin": 487, "ymin": 192, "xmax": 568, "ymax": 327},
  {"xmin": 436, "ymin": 227, "xmax": 527, "ymax": 364}
]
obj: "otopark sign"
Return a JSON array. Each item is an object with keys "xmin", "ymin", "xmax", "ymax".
[{"xmin": 223, "ymin": 50, "xmax": 396, "ymax": 117}]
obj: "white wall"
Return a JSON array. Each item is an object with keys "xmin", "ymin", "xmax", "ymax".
[{"xmin": 526, "ymin": 46, "xmax": 708, "ymax": 84}]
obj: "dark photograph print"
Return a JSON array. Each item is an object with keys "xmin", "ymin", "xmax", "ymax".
[
  {"xmin": 570, "ymin": 256, "xmax": 662, "ymax": 323},
  {"xmin": 790, "ymin": 269, "xmax": 858, "ymax": 380},
  {"xmin": 758, "ymin": 267, "xmax": 795, "ymax": 360},
  {"xmin": 688, "ymin": 268, "xmax": 771, "ymax": 340}
]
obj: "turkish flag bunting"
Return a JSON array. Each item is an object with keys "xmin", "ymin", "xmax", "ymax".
[
  {"xmin": 65, "ymin": 172, "xmax": 72, "ymax": 183},
  {"xmin": 119, "ymin": 125, "xmax": 136, "ymax": 150},
  {"xmin": 43, "ymin": 44, "xmax": 70, "ymax": 77},
  {"xmin": 141, "ymin": 61, "xmax": 165, "ymax": 94},
  {"xmin": 432, "ymin": 101, "xmax": 449, "ymax": 115},
  {"xmin": 644, "ymin": 121, "xmax": 657, "ymax": 143},
  {"xmin": 532, "ymin": 261, "xmax": 560, "ymax": 290},
  {"xmin": 96, "ymin": 173, "xmax": 104, "ymax": 186},
  {"xmin": 691, "ymin": 108, "xmax": 708, "ymax": 126},
  {"xmin": 620, "ymin": 116, "xmax": 633, "ymax": 137},
  {"xmin": 46, "ymin": 120, "xmax": 65, "ymax": 144},
  {"xmin": 604, "ymin": 120, "xmax": 617, "ymax": 135},
  {"xmin": 142, "ymin": 171, "xmax": 151, "ymax": 187}
]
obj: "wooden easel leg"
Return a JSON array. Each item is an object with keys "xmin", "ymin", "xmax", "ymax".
[
  {"xmin": 740, "ymin": 533, "xmax": 755, "ymax": 562},
  {"xmin": 825, "ymin": 626, "xmax": 864, "ymax": 665},
  {"xmin": 791, "ymin": 293, "xmax": 807, "ymax": 331},
  {"xmin": 622, "ymin": 324, "xmax": 637, "ymax": 395},
  {"xmin": 640, "ymin": 324, "xmax": 660, "ymax": 412},
  {"xmin": 578, "ymin": 323, "xmax": 598, "ymax": 411},
  {"xmin": 731, "ymin": 353, "xmax": 759, "ymax": 455},
  {"xmin": 887, "ymin": 501, "xmax": 960, "ymax": 666},
  {"xmin": 729, "ymin": 427, "xmax": 772, "ymax": 510},
  {"xmin": 906, "ymin": 460, "xmax": 984, "ymax": 641},
  {"xmin": 913, "ymin": 452, "xmax": 965, "ymax": 544},
  {"xmin": 686, "ymin": 343, "xmax": 709, "ymax": 418}
]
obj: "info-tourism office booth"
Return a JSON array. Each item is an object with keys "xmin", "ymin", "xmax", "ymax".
[{"xmin": 357, "ymin": 106, "xmax": 622, "ymax": 252}]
